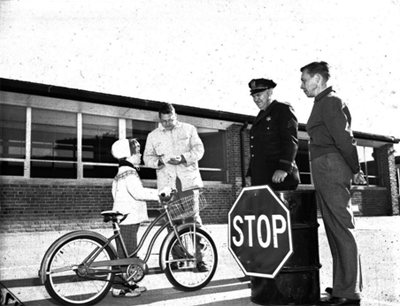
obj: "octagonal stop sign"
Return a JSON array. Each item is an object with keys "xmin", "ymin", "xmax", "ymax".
[{"xmin": 228, "ymin": 185, "xmax": 293, "ymax": 278}]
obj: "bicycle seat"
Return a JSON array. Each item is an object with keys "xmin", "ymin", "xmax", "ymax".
[{"xmin": 101, "ymin": 210, "xmax": 128, "ymax": 223}]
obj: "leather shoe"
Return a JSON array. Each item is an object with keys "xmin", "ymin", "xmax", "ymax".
[{"xmin": 318, "ymin": 296, "xmax": 361, "ymax": 305}]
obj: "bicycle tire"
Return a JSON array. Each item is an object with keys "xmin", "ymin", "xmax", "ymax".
[
  {"xmin": 163, "ymin": 226, "xmax": 218, "ymax": 291},
  {"xmin": 43, "ymin": 234, "xmax": 116, "ymax": 306}
]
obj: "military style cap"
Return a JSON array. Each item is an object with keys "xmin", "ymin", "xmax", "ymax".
[{"xmin": 248, "ymin": 78, "xmax": 277, "ymax": 95}]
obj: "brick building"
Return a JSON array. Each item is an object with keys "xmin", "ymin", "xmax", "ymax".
[{"xmin": 1, "ymin": 79, "xmax": 399, "ymax": 233}]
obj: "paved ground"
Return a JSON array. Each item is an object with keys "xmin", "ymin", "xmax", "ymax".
[{"xmin": 1, "ymin": 216, "xmax": 399, "ymax": 306}]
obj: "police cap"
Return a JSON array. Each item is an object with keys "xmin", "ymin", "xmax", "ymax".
[{"xmin": 248, "ymin": 78, "xmax": 277, "ymax": 95}]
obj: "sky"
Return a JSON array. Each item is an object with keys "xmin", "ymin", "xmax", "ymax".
[{"xmin": 0, "ymin": 0, "xmax": 399, "ymax": 150}]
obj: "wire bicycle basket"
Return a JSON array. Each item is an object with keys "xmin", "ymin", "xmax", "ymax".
[{"xmin": 167, "ymin": 192, "xmax": 208, "ymax": 221}]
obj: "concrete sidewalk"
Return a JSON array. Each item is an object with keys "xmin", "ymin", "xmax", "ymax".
[{"xmin": 1, "ymin": 216, "xmax": 399, "ymax": 306}]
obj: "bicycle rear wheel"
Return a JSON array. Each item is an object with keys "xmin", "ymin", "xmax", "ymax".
[
  {"xmin": 43, "ymin": 235, "xmax": 116, "ymax": 306},
  {"xmin": 164, "ymin": 226, "xmax": 218, "ymax": 291}
]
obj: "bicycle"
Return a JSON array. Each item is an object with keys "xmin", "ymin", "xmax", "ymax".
[{"xmin": 38, "ymin": 191, "xmax": 218, "ymax": 306}]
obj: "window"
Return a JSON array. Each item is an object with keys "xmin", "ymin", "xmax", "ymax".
[
  {"xmin": 198, "ymin": 128, "xmax": 227, "ymax": 181},
  {"xmin": 0, "ymin": 104, "xmax": 26, "ymax": 176},
  {"xmin": 82, "ymin": 114, "xmax": 118, "ymax": 178},
  {"xmin": 358, "ymin": 146, "xmax": 379, "ymax": 186},
  {"xmin": 125, "ymin": 121, "xmax": 227, "ymax": 182},
  {"xmin": 0, "ymin": 96, "xmax": 388, "ymax": 188},
  {"xmin": 31, "ymin": 109, "xmax": 77, "ymax": 178},
  {"xmin": 296, "ymin": 141, "xmax": 380, "ymax": 187},
  {"xmin": 126, "ymin": 119, "xmax": 157, "ymax": 180},
  {"xmin": 0, "ymin": 100, "xmax": 230, "ymax": 182}
]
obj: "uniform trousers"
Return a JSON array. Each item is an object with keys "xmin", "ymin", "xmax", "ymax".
[{"xmin": 311, "ymin": 153, "xmax": 362, "ymax": 300}]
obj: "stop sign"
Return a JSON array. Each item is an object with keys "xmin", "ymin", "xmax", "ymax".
[{"xmin": 228, "ymin": 185, "xmax": 293, "ymax": 278}]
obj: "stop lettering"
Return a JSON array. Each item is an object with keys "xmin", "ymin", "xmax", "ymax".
[{"xmin": 232, "ymin": 214, "xmax": 287, "ymax": 248}]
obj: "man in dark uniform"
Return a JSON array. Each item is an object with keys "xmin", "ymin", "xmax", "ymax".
[{"xmin": 246, "ymin": 78, "xmax": 300, "ymax": 190}]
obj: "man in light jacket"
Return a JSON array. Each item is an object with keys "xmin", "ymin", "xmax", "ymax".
[
  {"xmin": 144, "ymin": 103, "xmax": 208, "ymax": 272},
  {"xmin": 144, "ymin": 103, "xmax": 204, "ymax": 204}
]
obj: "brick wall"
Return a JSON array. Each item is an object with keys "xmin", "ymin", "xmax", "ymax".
[
  {"xmin": 375, "ymin": 144, "xmax": 399, "ymax": 215},
  {"xmin": 0, "ymin": 180, "xmax": 391, "ymax": 233},
  {"xmin": 351, "ymin": 188, "xmax": 391, "ymax": 216},
  {"xmin": 0, "ymin": 179, "xmax": 235, "ymax": 233},
  {"xmin": 0, "ymin": 180, "xmax": 114, "ymax": 233},
  {"xmin": 226, "ymin": 123, "xmax": 248, "ymax": 196}
]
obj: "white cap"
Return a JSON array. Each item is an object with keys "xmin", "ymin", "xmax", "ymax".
[{"xmin": 111, "ymin": 139, "xmax": 132, "ymax": 159}]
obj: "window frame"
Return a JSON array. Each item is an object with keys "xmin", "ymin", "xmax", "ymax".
[
  {"xmin": 357, "ymin": 145, "xmax": 379, "ymax": 187},
  {"xmin": 29, "ymin": 107, "xmax": 79, "ymax": 179}
]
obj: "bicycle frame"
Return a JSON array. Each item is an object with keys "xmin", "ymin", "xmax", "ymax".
[
  {"xmin": 115, "ymin": 202, "xmax": 198, "ymax": 264},
  {"xmin": 39, "ymin": 202, "xmax": 199, "ymax": 284}
]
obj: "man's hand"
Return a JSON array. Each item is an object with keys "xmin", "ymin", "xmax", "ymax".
[
  {"xmin": 272, "ymin": 170, "xmax": 288, "ymax": 184},
  {"xmin": 167, "ymin": 155, "xmax": 186, "ymax": 165},
  {"xmin": 353, "ymin": 170, "xmax": 367, "ymax": 185}
]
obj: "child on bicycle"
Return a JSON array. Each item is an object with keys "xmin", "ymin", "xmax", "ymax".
[{"xmin": 110, "ymin": 138, "xmax": 159, "ymax": 298}]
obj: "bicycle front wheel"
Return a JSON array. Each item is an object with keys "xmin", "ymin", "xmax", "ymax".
[
  {"xmin": 164, "ymin": 226, "xmax": 218, "ymax": 291},
  {"xmin": 44, "ymin": 235, "xmax": 116, "ymax": 306}
]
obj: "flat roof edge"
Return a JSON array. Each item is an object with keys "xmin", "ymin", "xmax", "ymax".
[
  {"xmin": 1, "ymin": 78, "xmax": 399, "ymax": 144},
  {"xmin": 0, "ymin": 78, "xmax": 254, "ymax": 123}
]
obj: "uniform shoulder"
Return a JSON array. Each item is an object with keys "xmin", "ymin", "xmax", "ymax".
[
  {"xmin": 326, "ymin": 91, "xmax": 342, "ymax": 100},
  {"xmin": 275, "ymin": 101, "xmax": 296, "ymax": 112},
  {"xmin": 323, "ymin": 92, "xmax": 345, "ymax": 108},
  {"xmin": 274, "ymin": 100, "xmax": 292, "ymax": 107}
]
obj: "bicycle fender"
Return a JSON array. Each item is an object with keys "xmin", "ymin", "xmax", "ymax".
[
  {"xmin": 38, "ymin": 230, "xmax": 116, "ymax": 284},
  {"xmin": 159, "ymin": 223, "xmax": 200, "ymax": 271}
]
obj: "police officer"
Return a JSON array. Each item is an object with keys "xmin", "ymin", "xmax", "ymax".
[{"xmin": 246, "ymin": 78, "xmax": 300, "ymax": 190}]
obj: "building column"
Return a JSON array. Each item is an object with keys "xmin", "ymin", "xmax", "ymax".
[
  {"xmin": 375, "ymin": 144, "xmax": 399, "ymax": 215},
  {"xmin": 226, "ymin": 124, "xmax": 250, "ymax": 199}
]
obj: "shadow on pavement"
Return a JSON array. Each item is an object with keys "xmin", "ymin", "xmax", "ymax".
[{"xmin": 15, "ymin": 276, "xmax": 252, "ymax": 306}]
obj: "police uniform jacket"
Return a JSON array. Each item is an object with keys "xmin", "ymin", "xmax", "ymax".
[{"xmin": 247, "ymin": 100, "xmax": 300, "ymax": 189}]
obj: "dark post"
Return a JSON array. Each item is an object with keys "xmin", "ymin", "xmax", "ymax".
[{"xmin": 251, "ymin": 190, "xmax": 321, "ymax": 305}]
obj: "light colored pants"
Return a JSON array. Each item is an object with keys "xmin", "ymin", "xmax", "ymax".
[
  {"xmin": 172, "ymin": 178, "xmax": 203, "ymax": 261},
  {"xmin": 311, "ymin": 153, "xmax": 362, "ymax": 300}
]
